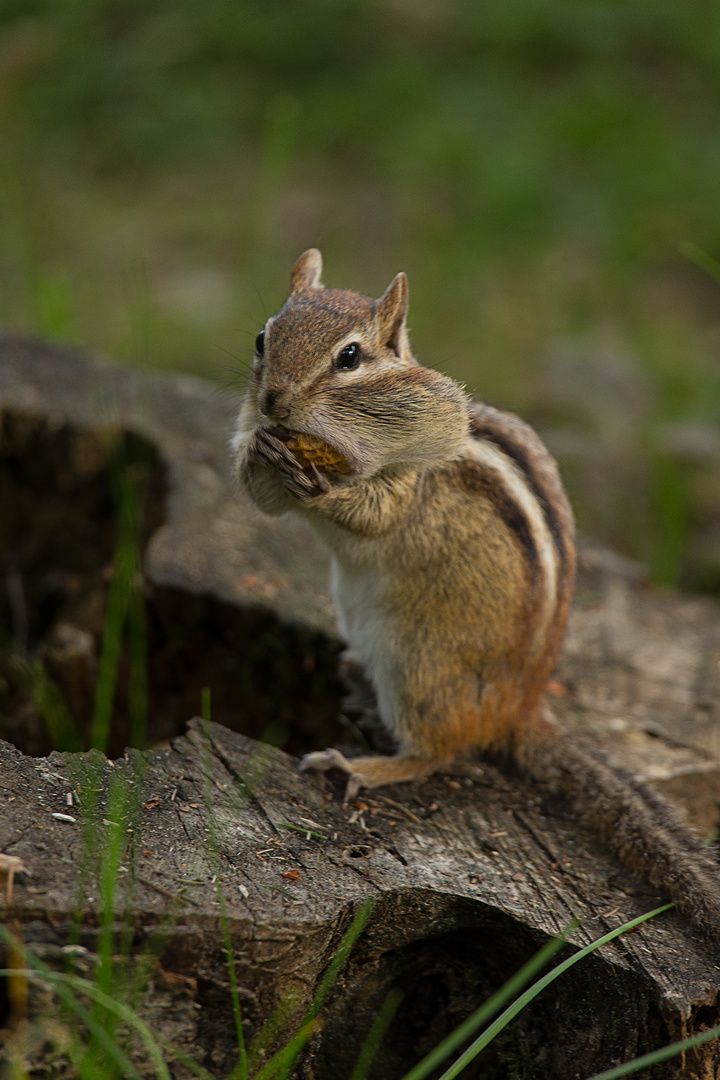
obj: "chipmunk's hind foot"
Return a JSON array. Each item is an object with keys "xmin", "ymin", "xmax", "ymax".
[{"xmin": 299, "ymin": 749, "xmax": 437, "ymax": 802}]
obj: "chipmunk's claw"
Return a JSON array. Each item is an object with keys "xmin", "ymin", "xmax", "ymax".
[
  {"xmin": 309, "ymin": 461, "xmax": 331, "ymax": 493},
  {"xmin": 250, "ymin": 427, "xmax": 330, "ymax": 501},
  {"xmin": 299, "ymin": 749, "xmax": 363, "ymax": 803}
]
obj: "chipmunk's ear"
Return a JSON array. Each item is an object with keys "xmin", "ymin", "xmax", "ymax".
[
  {"xmin": 289, "ymin": 249, "xmax": 323, "ymax": 295},
  {"xmin": 376, "ymin": 272, "xmax": 410, "ymax": 359}
]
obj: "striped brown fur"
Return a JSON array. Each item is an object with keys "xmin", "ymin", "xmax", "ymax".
[
  {"xmin": 470, "ymin": 403, "xmax": 573, "ymax": 572},
  {"xmin": 234, "ymin": 249, "xmax": 720, "ymax": 938}
]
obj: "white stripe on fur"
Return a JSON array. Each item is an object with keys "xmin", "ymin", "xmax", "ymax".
[{"xmin": 464, "ymin": 436, "xmax": 558, "ymax": 652}]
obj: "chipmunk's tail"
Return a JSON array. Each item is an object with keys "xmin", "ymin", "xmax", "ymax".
[{"xmin": 515, "ymin": 712, "xmax": 720, "ymax": 938}]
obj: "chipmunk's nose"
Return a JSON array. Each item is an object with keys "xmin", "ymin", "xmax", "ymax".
[{"xmin": 261, "ymin": 389, "xmax": 290, "ymax": 421}]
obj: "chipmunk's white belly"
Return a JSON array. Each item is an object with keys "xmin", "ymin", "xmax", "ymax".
[{"xmin": 329, "ymin": 557, "xmax": 400, "ymax": 734}]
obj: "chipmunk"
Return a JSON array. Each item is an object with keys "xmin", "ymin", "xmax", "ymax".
[{"xmin": 233, "ymin": 249, "xmax": 720, "ymax": 937}]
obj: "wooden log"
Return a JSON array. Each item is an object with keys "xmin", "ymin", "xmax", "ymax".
[
  {"xmin": 2, "ymin": 721, "xmax": 720, "ymax": 1078},
  {"xmin": 1, "ymin": 332, "xmax": 720, "ymax": 1078}
]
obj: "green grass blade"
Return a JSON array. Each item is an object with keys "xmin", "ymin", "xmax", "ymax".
[
  {"xmin": 310, "ymin": 900, "xmax": 376, "ymax": 1015},
  {"xmin": 399, "ymin": 922, "xmax": 577, "ymax": 1080},
  {"xmin": 201, "ymin": 686, "xmax": 212, "ymax": 727},
  {"xmin": 200, "ymin": 694, "xmax": 248, "ymax": 1080},
  {"xmin": 93, "ymin": 766, "xmax": 142, "ymax": 1066},
  {"xmin": 91, "ymin": 536, "xmax": 134, "ymax": 753},
  {"xmin": 586, "ymin": 1023, "xmax": 720, "ymax": 1079},
  {"xmin": 253, "ymin": 898, "xmax": 376, "ymax": 1080},
  {"xmin": 680, "ymin": 242, "xmax": 720, "ymax": 285},
  {"xmin": 51, "ymin": 971, "xmax": 171, "ymax": 1080},
  {"xmin": 215, "ymin": 860, "xmax": 248, "ymax": 1080},
  {"xmin": 3, "ymin": 926, "xmax": 170, "ymax": 1080},
  {"xmin": 93, "ymin": 796, "xmax": 125, "ymax": 1064},
  {"xmin": 0, "ymin": 965, "xmax": 143, "ymax": 1080},
  {"xmin": 437, "ymin": 905, "xmax": 673, "ymax": 1080},
  {"xmin": 35, "ymin": 264, "xmax": 77, "ymax": 340},
  {"xmin": 91, "ymin": 456, "xmax": 140, "ymax": 753},
  {"xmin": 29, "ymin": 661, "xmax": 82, "ymax": 752},
  {"xmin": 247, "ymin": 987, "xmax": 304, "ymax": 1075},
  {"xmin": 127, "ymin": 555, "xmax": 148, "ymax": 751},
  {"xmin": 156, "ymin": 1037, "xmax": 219, "ymax": 1080},
  {"xmin": 350, "ymin": 987, "xmax": 404, "ymax": 1080}
]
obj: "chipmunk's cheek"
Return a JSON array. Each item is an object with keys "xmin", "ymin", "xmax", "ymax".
[
  {"xmin": 303, "ymin": 417, "xmax": 367, "ymax": 476},
  {"xmin": 351, "ymin": 441, "xmax": 378, "ymax": 476},
  {"xmin": 326, "ymin": 436, "xmax": 372, "ymax": 478}
]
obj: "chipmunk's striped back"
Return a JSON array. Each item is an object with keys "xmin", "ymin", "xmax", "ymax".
[
  {"xmin": 239, "ymin": 248, "xmax": 720, "ymax": 939},
  {"xmin": 460, "ymin": 401, "xmax": 576, "ymax": 720}
]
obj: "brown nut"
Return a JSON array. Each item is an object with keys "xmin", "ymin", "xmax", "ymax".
[{"xmin": 282, "ymin": 430, "xmax": 352, "ymax": 475}]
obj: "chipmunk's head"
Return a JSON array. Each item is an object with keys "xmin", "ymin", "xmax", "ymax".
[{"xmin": 247, "ymin": 249, "xmax": 469, "ymax": 476}]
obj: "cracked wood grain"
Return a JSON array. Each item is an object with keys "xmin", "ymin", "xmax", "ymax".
[
  {"xmin": 1, "ymin": 719, "xmax": 719, "ymax": 1078},
  {"xmin": 3, "ymin": 333, "xmax": 720, "ymax": 1077}
]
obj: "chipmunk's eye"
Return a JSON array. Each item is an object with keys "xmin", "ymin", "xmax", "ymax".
[
  {"xmin": 336, "ymin": 342, "xmax": 360, "ymax": 371},
  {"xmin": 255, "ymin": 331, "xmax": 265, "ymax": 356}
]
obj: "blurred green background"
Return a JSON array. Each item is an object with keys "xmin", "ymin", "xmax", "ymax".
[{"xmin": 2, "ymin": 0, "xmax": 720, "ymax": 592}]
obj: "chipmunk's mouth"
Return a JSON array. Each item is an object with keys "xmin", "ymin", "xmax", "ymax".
[{"xmin": 269, "ymin": 426, "xmax": 354, "ymax": 476}]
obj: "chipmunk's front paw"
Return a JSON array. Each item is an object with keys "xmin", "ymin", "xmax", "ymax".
[
  {"xmin": 299, "ymin": 749, "xmax": 365, "ymax": 802},
  {"xmin": 249, "ymin": 427, "xmax": 330, "ymax": 500}
]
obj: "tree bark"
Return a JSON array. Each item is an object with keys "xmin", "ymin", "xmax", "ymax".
[{"xmin": 1, "ymin": 332, "xmax": 720, "ymax": 1079}]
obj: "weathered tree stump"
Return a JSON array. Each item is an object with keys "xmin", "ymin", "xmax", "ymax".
[{"xmin": 1, "ymin": 332, "xmax": 720, "ymax": 1079}]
